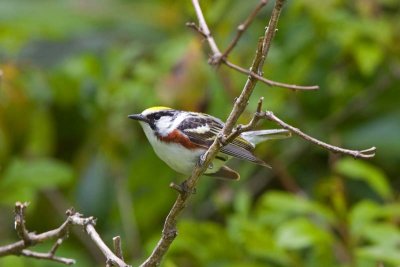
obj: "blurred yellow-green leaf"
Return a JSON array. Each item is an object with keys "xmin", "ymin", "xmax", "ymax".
[{"xmin": 335, "ymin": 158, "xmax": 392, "ymax": 199}]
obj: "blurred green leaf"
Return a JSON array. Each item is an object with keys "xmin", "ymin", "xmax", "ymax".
[
  {"xmin": 361, "ymin": 223, "xmax": 400, "ymax": 247},
  {"xmin": 357, "ymin": 245, "xmax": 400, "ymax": 266},
  {"xmin": 76, "ymin": 154, "xmax": 114, "ymax": 220},
  {"xmin": 276, "ymin": 218, "xmax": 332, "ymax": 250},
  {"xmin": 0, "ymin": 158, "xmax": 74, "ymax": 203},
  {"xmin": 350, "ymin": 200, "xmax": 382, "ymax": 236},
  {"xmin": 335, "ymin": 158, "xmax": 392, "ymax": 199},
  {"xmin": 233, "ymin": 190, "xmax": 251, "ymax": 216},
  {"xmin": 0, "ymin": 255, "xmax": 25, "ymax": 267},
  {"xmin": 353, "ymin": 42, "xmax": 383, "ymax": 76},
  {"xmin": 343, "ymin": 114, "xmax": 400, "ymax": 161},
  {"xmin": 169, "ymin": 220, "xmax": 241, "ymax": 266},
  {"xmin": 227, "ymin": 215, "xmax": 288, "ymax": 265},
  {"xmin": 351, "ymin": 200, "xmax": 400, "ymax": 246},
  {"xmin": 256, "ymin": 191, "xmax": 335, "ymax": 225},
  {"xmin": 25, "ymin": 109, "xmax": 54, "ymax": 156}
]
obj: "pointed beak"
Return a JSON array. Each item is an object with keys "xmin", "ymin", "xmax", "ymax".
[{"xmin": 128, "ymin": 114, "xmax": 148, "ymax": 123}]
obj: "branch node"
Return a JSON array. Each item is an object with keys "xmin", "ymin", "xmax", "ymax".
[
  {"xmin": 208, "ymin": 53, "xmax": 223, "ymax": 66},
  {"xmin": 106, "ymin": 258, "xmax": 114, "ymax": 267},
  {"xmin": 186, "ymin": 22, "xmax": 207, "ymax": 38},
  {"xmin": 216, "ymin": 133, "xmax": 227, "ymax": 146},
  {"xmin": 170, "ymin": 181, "xmax": 196, "ymax": 195},
  {"xmin": 162, "ymin": 228, "xmax": 178, "ymax": 240},
  {"xmin": 65, "ymin": 207, "xmax": 75, "ymax": 216},
  {"xmin": 113, "ymin": 236, "xmax": 124, "ymax": 261},
  {"xmin": 256, "ymin": 97, "xmax": 264, "ymax": 113},
  {"xmin": 14, "ymin": 202, "xmax": 32, "ymax": 245}
]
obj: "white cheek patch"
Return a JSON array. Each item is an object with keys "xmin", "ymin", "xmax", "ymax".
[
  {"xmin": 156, "ymin": 116, "xmax": 173, "ymax": 136},
  {"xmin": 156, "ymin": 113, "xmax": 188, "ymax": 136}
]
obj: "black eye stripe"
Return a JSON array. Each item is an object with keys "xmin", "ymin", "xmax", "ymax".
[{"xmin": 147, "ymin": 110, "xmax": 175, "ymax": 121}]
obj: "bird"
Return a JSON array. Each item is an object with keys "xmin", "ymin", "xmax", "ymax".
[{"xmin": 128, "ymin": 106, "xmax": 291, "ymax": 180}]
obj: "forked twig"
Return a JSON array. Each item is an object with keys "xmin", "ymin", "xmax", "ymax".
[{"xmin": 188, "ymin": 1, "xmax": 319, "ymax": 91}]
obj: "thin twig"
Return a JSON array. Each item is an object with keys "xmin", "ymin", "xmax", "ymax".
[
  {"xmin": 49, "ymin": 238, "xmax": 64, "ymax": 256},
  {"xmin": 186, "ymin": 22, "xmax": 207, "ymax": 38},
  {"xmin": 191, "ymin": 0, "xmax": 222, "ymax": 64},
  {"xmin": 258, "ymin": 0, "xmax": 284, "ymax": 70},
  {"xmin": 14, "ymin": 202, "xmax": 31, "ymax": 244},
  {"xmin": 20, "ymin": 249, "xmax": 75, "ymax": 265},
  {"xmin": 221, "ymin": 0, "xmax": 270, "ymax": 59},
  {"xmin": 113, "ymin": 236, "xmax": 124, "ymax": 261},
  {"xmin": 223, "ymin": 59, "xmax": 319, "ymax": 90},
  {"xmin": 263, "ymin": 110, "xmax": 376, "ymax": 158},
  {"xmin": 139, "ymin": 1, "xmax": 286, "ymax": 266}
]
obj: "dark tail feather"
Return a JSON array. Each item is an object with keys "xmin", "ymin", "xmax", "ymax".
[{"xmin": 205, "ymin": 166, "xmax": 240, "ymax": 180}]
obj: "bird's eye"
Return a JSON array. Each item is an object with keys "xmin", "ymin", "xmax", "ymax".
[{"xmin": 153, "ymin": 113, "xmax": 162, "ymax": 120}]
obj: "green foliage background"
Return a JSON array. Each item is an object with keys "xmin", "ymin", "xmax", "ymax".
[{"xmin": 0, "ymin": 0, "xmax": 399, "ymax": 266}]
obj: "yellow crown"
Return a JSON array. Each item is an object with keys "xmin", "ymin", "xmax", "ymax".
[{"xmin": 144, "ymin": 106, "xmax": 172, "ymax": 112}]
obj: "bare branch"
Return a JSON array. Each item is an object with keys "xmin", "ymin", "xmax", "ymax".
[
  {"xmin": 263, "ymin": 110, "xmax": 376, "ymax": 159},
  {"xmin": 0, "ymin": 202, "xmax": 74, "ymax": 264},
  {"xmin": 221, "ymin": 0, "xmax": 270, "ymax": 59},
  {"xmin": 0, "ymin": 203, "xmax": 131, "ymax": 267}
]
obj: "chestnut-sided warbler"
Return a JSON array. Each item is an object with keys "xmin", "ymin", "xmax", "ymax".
[{"xmin": 129, "ymin": 107, "xmax": 291, "ymax": 180}]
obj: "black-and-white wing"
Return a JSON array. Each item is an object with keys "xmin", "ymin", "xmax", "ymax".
[{"xmin": 178, "ymin": 113, "xmax": 270, "ymax": 167}]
